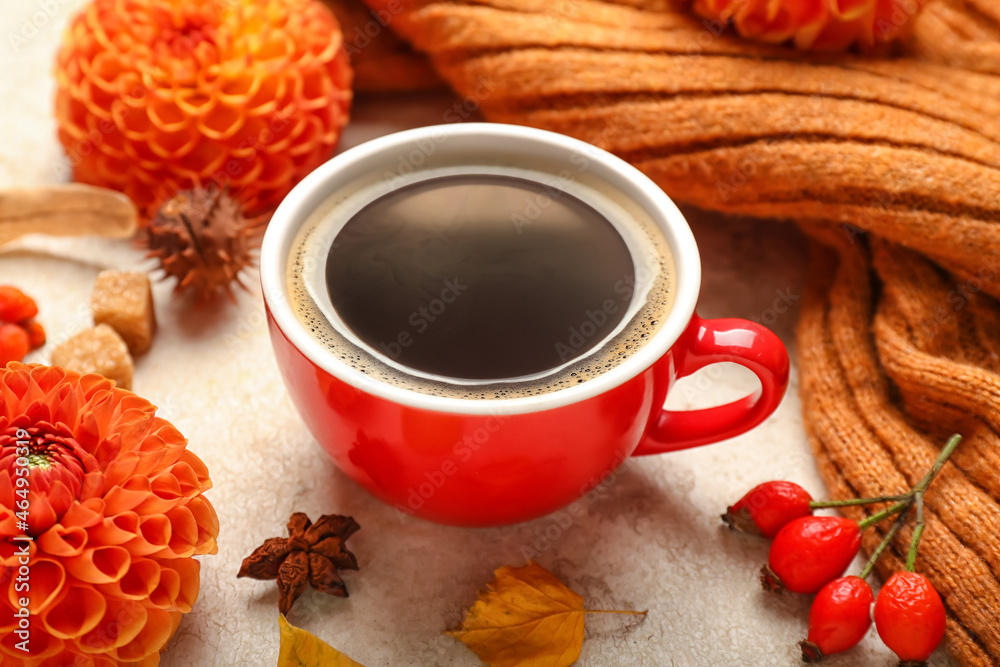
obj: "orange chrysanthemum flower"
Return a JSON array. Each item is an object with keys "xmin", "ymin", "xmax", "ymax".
[
  {"xmin": 55, "ymin": 0, "xmax": 353, "ymax": 221},
  {"xmin": 693, "ymin": 0, "xmax": 930, "ymax": 51},
  {"xmin": 0, "ymin": 364, "xmax": 218, "ymax": 666}
]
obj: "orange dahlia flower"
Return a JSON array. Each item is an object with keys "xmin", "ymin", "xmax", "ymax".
[
  {"xmin": 55, "ymin": 0, "xmax": 353, "ymax": 221},
  {"xmin": 693, "ymin": 0, "xmax": 930, "ymax": 51},
  {"xmin": 0, "ymin": 364, "xmax": 218, "ymax": 666}
]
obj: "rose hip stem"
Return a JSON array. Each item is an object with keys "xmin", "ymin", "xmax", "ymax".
[
  {"xmin": 809, "ymin": 493, "xmax": 909, "ymax": 510},
  {"xmin": 859, "ymin": 506, "xmax": 912, "ymax": 581},
  {"xmin": 842, "ymin": 434, "xmax": 962, "ymax": 580},
  {"xmin": 809, "ymin": 495, "xmax": 909, "ymax": 509},
  {"xmin": 859, "ymin": 433, "xmax": 962, "ymax": 530},
  {"xmin": 906, "ymin": 492, "xmax": 926, "ymax": 572},
  {"xmin": 806, "ymin": 434, "xmax": 962, "ymax": 517}
]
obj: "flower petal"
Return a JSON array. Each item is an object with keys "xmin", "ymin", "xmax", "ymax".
[
  {"xmin": 827, "ymin": 0, "xmax": 873, "ymax": 21},
  {"xmin": 168, "ymin": 558, "xmax": 201, "ymax": 613},
  {"xmin": 102, "ymin": 481, "xmax": 152, "ymax": 515},
  {"xmin": 148, "ymin": 565, "xmax": 180, "ymax": 609},
  {"xmin": 164, "ymin": 506, "xmax": 199, "ymax": 557},
  {"xmin": 130, "ymin": 514, "xmax": 171, "ymax": 557},
  {"xmin": 5, "ymin": 558, "xmax": 66, "ymax": 614},
  {"xmin": 0, "ymin": 622, "xmax": 63, "ymax": 660},
  {"xmin": 78, "ymin": 598, "xmax": 148, "ymax": 653},
  {"xmin": 61, "ymin": 498, "xmax": 105, "ymax": 528},
  {"xmin": 38, "ymin": 525, "xmax": 88, "ymax": 558},
  {"xmin": 87, "ymin": 512, "xmax": 140, "ymax": 546},
  {"xmin": 98, "ymin": 556, "xmax": 161, "ymax": 601},
  {"xmin": 26, "ymin": 490, "xmax": 59, "ymax": 535},
  {"xmin": 41, "ymin": 584, "xmax": 108, "ymax": 639},
  {"xmin": 188, "ymin": 494, "xmax": 220, "ymax": 555},
  {"xmin": 115, "ymin": 607, "xmax": 177, "ymax": 662},
  {"xmin": 64, "ymin": 546, "xmax": 131, "ymax": 584}
]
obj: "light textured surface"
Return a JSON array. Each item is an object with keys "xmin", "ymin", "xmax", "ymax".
[{"xmin": 0, "ymin": 3, "xmax": 953, "ymax": 665}]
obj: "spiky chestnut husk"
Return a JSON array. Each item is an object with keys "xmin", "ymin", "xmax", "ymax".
[{"xmin": 145, "ymin": 186, "xmax": 264, "ymax": 303}]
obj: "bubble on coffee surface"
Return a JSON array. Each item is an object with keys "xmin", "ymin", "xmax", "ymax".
[{"xmin": 287, "ymin": 166, "xmax": 676, "ymax": 400}]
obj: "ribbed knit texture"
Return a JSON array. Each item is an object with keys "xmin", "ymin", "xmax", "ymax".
[{"xmin": 359, "ymin": 1, "xmax": 1000, "ymax": 662}]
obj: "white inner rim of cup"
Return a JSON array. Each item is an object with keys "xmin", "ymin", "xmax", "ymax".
[
  {"xmin": 299, "ymin": 164, "xmax": 660, "ymax": 386},
  {"xmin": 261, "ymin": 123, "xmax": 701, "ymax": 415}
]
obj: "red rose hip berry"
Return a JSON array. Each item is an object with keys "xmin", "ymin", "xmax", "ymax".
[
  {"xmin": 0, "ymin": 285, "xmax": 38, "ymax": 323},
  {"xmin": 0, "ymin": 323, "xmax": 31, "ymax": 365},
  {"xmin": 761, "ymin": 516, "xmax": 861, "ymax": 593},
  {"xmin": 24, "ymin": 320, "xmax": 45, "ymax": 349},
  {"xmin": 800, "ymin": 576, "xmax": 874, "ymax": 662},
  {"xmin": 723, "ymin": 481, "xmax": 814, "ymax": 538},
  {"xmin": 874, "ymin": 572, "xmax": 946, "ymax": 666}
]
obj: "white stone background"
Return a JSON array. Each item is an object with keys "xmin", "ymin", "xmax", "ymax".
[{"xmin": 0, "ymin": 2, "xmax": 954, "ymax": 666}]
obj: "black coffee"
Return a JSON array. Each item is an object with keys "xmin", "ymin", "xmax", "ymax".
[{"xmin": 325, "ymin": 175, "xmax": 635, "ymax": 380}]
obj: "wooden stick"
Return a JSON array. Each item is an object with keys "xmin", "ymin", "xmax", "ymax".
[{"xmin": 0, "ymin": 184, "xmax": 137, "ymax": 246}]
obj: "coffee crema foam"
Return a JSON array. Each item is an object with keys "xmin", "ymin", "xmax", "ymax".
[{"xmin": 287, "ymin": 159, "xmax": 676, "ymax": 400}]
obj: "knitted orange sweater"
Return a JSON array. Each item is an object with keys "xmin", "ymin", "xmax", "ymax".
[{"xmin": 358, "ymin": 0, "xmax": 1000, "ymax": 662}]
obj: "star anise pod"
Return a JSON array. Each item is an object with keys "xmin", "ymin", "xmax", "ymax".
[{"xmin": 238, "ymin": 512, "xmax": 360, "ymax": 615}]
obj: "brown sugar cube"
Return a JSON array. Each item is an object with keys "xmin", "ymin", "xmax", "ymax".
[
  {"xmin": 91, "ymin": 270, "xmax": 156, "ymax": 354},
  {"xmin": 51, "ymin": 324, "xmax": 134, "ymax": 390}
]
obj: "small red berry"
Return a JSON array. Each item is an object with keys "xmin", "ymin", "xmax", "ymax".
[
  {"xmin": 874, "ymin": 571, "xmax": 946, "ymax": 666},
  {"xmin": 23, "ymin": 320, "xmax": 45, "ymax": 349},
  {"xmin": 0, "ymin": 323, "xmax": 31, "ymax": 365},
  {"xmin": 761, "ymin": 516, "xmax": 861, "ymax": 593},
  {"xmin": 800, "ymin": 576, "xmax": 874, "ymax": 662},
  {"xmin": 0, "ymin": 286, "xmax": 38, "ymax": 323},
  {"xmin": 723, "ymin": 481, "xmax": 814, "ymax": 537}
]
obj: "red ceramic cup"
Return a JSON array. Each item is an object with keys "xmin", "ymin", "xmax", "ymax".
[{"xmin": 261, "ymin": 123, "xmax": 789, "ymax": 526}]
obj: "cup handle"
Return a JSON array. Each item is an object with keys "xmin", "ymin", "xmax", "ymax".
[{"xmin": 632, "ymin": 314, "xmax": 790, "ymax": 456}]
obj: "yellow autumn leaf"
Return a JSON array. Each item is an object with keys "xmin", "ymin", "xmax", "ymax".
[
  {"xmin": 445, "ymin": 561, "xmax": 646, "ymax": 667},
  {"xmin": 277, "ymin": 615, "xmax": 365, "ymax": 667}
]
